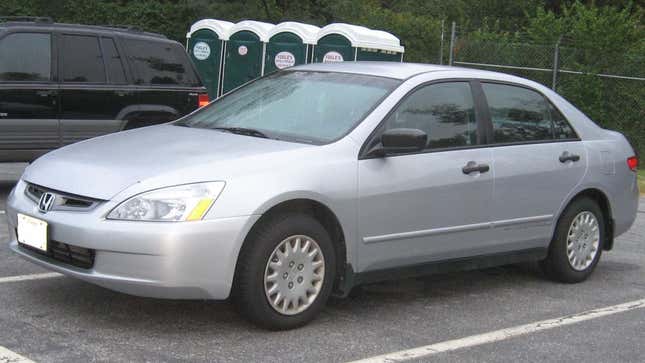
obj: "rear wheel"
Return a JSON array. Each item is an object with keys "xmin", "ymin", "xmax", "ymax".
[
  {"xmin": 234, "ymin": 213, "xmax": 336, "ymax": 330},
  {"xmin": 540, "ymin": 197, "xmax": 604, "ymax": 283}
]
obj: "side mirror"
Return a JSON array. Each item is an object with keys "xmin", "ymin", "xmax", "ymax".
[{"xmin": 368, "ymin": 128, "xmax": 427, "ymax": 157}]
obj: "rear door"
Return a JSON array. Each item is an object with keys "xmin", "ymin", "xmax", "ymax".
[
  {"xmin": 0, "ymin": 31, "xmax": 59, "ymax": 161},
  {"xmin": 123, "ymin": 38, "xmax": 201, "ymax": 122},
  {"xmin": 357, "ymin": 81, "xmax": 495, "ymax": 272},
  {"xmin": 481, "ymin": 81, "xmax": 586, "ymax": 249},
  {"xmin": 58, "ymin": 33, "xmax": 122, "ymax": 145}
]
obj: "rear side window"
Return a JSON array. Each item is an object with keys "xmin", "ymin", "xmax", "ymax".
[
  {"xmin": 382, "ymin": 82, "xmax": 478, "ymax": 150},
  {"xmin": 0, "ymin": 32, "xmax": 51, "ymax": 82},
  {"xmin": 61, "ymin": 35, "xmax": 106, "ymax": 83},
  {"xmin": 124, "ymin": 39, "xmax": 200, "ymax": 86},
  {"xmin": 482, "ymin": 83, "xmax": 553, "ymax": 143},
  {"xmin": 101, "ymin": 38, "xmax": 127, "ymax": 84}
]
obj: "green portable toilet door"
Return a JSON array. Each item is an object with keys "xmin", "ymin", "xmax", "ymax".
[
  {"xmin": 357, "ymin": 48, "xmax": 401, "ymax": 62},
  {"xmin": 223, "ymin": 31, "xmax": 263, "ymax": 93},
  {"xmin": 265, "ymin": 32, "xmax": 307, "ymax": 74},
  {"xmin": 187, "ymin": 29, "xmax": 222, "ymax": 98},
  {"xmin": 314, "ymin": 34, "xmax": 354, "ymax": 63}
]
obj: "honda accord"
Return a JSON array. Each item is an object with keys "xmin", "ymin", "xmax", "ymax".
[{"xmin": 6, "ymin": 62, "xmax": 640, "ymax": 330}]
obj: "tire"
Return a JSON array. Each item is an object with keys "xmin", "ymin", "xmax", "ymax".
[
  {"xmin": 234, "ymin": 213, "xmax": 336, "ymax": 330},
  {"xmin": 540, "ymin": 197, "xmax": 605, "ymax": 283}
]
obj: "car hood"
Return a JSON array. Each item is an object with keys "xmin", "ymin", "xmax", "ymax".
[{"xmin": 23, "ymin": 125, "xmax": 311, "ymax": 200}]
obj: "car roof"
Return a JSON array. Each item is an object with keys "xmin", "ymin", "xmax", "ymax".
[
  {"xmin": 292, "ymin": 62, "xmax": 454, "ymax": 80},
  {"xmin": 0, "ymin": 20, "xmax": 167, "ymax": 41},
  {"xmin": 291, "ymin": 61, "xmax": 540, "ymax": 85}
]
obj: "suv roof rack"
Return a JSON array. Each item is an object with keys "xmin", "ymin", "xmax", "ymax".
[
  {"xmin": 86, "ymin": 24, "xmax": 166, "ymax": 38},
  {"xmin": 0, "ymin": 19, "xmax": 167, "ymax": 39},
  {"xmin": 0, "ymin": 16, "xmax": 54, "ymax": 23},
  {"xmin": 96, "ymin": 24, "xmax": 143, "ymax": 32}
]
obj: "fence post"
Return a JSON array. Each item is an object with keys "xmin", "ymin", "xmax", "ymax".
[
  {"xmin": 448, "ymin": 21, "xmax": 456, "ymax": 66},
  {"xmin": 552, "ymin": 38, "xmax": 561, "ymax": 90},
  {"xmin": 439, "ymin": 20, "xmax": 444, "ymax": 65}
]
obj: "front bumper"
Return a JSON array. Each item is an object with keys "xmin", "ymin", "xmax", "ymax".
[{"xmin": 6, "ymin": 181, "xmax": 259, "ymax": 300}]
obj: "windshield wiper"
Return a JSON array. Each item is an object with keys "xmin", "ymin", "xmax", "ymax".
[{"xmin": 213, "ymin": 127, "xmax": 269, "ymax": 139}]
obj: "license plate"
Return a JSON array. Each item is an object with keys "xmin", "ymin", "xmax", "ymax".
[{"xmin": 17, "ymin": 213, "xmax": 48, "ymax": 252}]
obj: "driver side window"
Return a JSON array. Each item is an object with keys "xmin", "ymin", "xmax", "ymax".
[{"xmin": 383, "ymin": 82, "xmax": 478, "ymax": 150}]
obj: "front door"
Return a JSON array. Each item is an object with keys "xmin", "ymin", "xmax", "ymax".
[
  {"xmin": 0, "ymin": 31, "xmax": 59, "ymax": 162},
  {"xmin": 357, "ymin": 81, "xmax": 495, "ymax": 272}
]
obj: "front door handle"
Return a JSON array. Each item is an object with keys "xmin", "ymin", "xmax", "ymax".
[
  {"xmin": 462, "ymin": 161, "xmax": 490, "ymax": 175},
  {"xmin": 559, "ymin": 151, "xmax": 580, "ymax": 163}
]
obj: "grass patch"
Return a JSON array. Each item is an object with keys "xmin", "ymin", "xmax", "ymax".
[{"xmin": 639, "ymin": 169, "xmax": 645, "ymax": 196}]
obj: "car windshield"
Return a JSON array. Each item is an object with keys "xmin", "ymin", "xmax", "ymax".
[{"xmin": 175, "ymin": 71, "xmax": 400, "ymax": 144}]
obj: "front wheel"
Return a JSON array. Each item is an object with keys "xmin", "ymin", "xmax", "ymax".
[
  {"xmin": 234, "ymin": 214, "xmax": 336, "ymax": 330},
  {"xmin": 540, "ymin": 197, "xmax": 605, "ymax": 283}
]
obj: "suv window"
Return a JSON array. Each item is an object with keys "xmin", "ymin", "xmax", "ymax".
[
  {"xmin": 124, "ymin": 39, "xmax": 200, "ymax": 86},
  {"xmin": 101, "ymin": 37, "xmax": 127, "ymax": 84},
  {"xmin": 382, "ymin": 82, "xmax": 478, "ymax": 150},
  {"xmin": 61, "ymin": 34, "xmax": 106, "ymax": 83},
  {"xmin": 0, "ymin": 32, "xmax": 51, "ymax": 82},
  {"xmin": 483, "ymin": 83, "xmax": 557, "ymax": 143}
]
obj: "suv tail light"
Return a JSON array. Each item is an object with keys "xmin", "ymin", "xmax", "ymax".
[
  {"xmin": 627, "ymin": 156, "xmax": 638, "ymax": 171},
  {"xmin": 198, "ymin": 93, "xmax": 209, "ymax": 108}
]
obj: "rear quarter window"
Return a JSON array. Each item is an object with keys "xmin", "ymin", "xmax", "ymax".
[
  {"xmin": 124, "ymin": 38, "xmax": 200, "ymax": 87},
  {"xmin": 549, "ymin": 102, "xmax": 578, "ymax": 140}
]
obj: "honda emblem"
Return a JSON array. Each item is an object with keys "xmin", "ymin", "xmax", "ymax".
[{"xmin": 38, "ymin": 192, "xmax": 55, "ymax": 213}]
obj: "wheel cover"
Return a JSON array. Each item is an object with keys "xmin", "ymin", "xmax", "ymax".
[
  {"xmin": 566, "ymin": 211, "xmax": 600, "ymax": 271},
  {"xmin": 264, "ymin": 235, "xmax": 325, "ymax": 316}
]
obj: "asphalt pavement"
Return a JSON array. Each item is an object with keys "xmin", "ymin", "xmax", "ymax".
[{"xmin": 1, "ymin": 163, "xmax": 644, "ymax": 362}]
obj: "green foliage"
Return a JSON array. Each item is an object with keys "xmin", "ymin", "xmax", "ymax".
[
  {"xmin": 455, "ymin": 1, "xmax": 644, "ymax": 156},
  {"xmin": 0, "ymin": 0, "xmax": 643, "ymax": 154}
]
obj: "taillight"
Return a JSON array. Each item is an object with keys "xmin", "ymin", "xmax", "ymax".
[
  {"xmin": 627, "ymin": 156, "xmax": 638, "ymax": 171},
  {"xmin": 198, "ymin": 93, "xmax": 209, "ymax": 108}
]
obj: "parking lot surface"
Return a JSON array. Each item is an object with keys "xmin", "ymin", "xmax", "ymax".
[{"xmin": 1, "ymin": 163, "xmax": 644, "ymax": 362}]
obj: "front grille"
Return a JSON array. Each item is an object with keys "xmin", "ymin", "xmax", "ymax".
[
  {"xmin": 18, "ymin": 237, "xmax": 95, "ymax": 269},
  {"xmin": 25, "ymin": 183, "xmax": 100, "ymax": 211}
]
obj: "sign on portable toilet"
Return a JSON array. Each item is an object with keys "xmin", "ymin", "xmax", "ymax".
[
  {"xmin": 186, "ymin": 19, "xmax": 234, "ymax": 98},
  {"xmin": 222, "ymin": 20, "xmax": 273, "ymax": 94},
  {"xmin": 264, "ymin": 22, "xmax": 320, "ymax": 74},
  {"xmin": 314, "ymin": 23, "xmax": 404, "ymax": 63}
]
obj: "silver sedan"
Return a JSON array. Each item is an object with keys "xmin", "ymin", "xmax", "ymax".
[{"xmin": 6, "ymin": 62, "xmax": 640, "ymax": 330}]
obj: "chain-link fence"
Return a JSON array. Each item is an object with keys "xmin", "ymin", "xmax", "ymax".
[{"xmin": 439, "ymin": 22, "xmax": 645, "ymax": 157}]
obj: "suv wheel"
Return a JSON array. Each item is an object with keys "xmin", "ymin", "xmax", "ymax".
[
  {"xmin": 234, "ymin": 213, "xmax": 336, "ymax": 330},
  {"xmin": 540, "ymin": 197, "xmax": 604, "ymax": 283}
]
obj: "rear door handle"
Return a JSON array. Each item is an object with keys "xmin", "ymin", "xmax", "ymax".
[
  {"xmin": 462, "ymin": 161, "xmax": 490, "ymax": 175},
  {"xmin": 115, "ymin": 91, "xmax": 134, "ymax": 97},
  {"xmin": 36, "ymin": 90, "xmax": 56, "ymax": 97},
  {"xmin": 559, "ymin": 152, "xmax": 580, "ymax": 163}
]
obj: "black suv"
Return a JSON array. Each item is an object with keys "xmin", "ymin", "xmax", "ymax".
[{"xmin": 0, "ymin": 18, "xmax": 208, "ymax": 162}]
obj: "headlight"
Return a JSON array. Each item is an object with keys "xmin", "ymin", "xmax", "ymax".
[{"xmin": 106, "ymin": 182, "xmax": 225, "ymax": 222}]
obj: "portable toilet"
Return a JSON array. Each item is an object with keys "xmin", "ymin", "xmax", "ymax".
[
  {"xmin": 314, "ymin": 23, "xmax": 404, "ymax": 63},
  {"xmin": 186, "ymin": 19, "xmax": 234, "ymax": 98},
  {"xmin": 264, "ymin": 22, "xmax": 320, "ymax": 74},
  {"xmin": 222, "ymin": 20, "xmax": 274, "ymax": 94}
]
